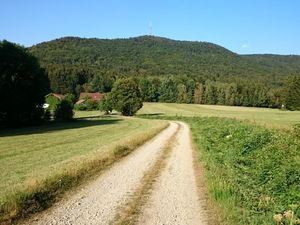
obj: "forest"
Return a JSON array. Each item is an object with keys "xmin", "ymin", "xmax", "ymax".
[{"xmin": 28, "ymin": 36, "xmax": 300, "ymax": 109}]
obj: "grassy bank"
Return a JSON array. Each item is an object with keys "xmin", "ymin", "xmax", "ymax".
[
  {"xmin": 184, "ymin": 117, "xmax": 300, "ymax": 225},
  {"xmin": 0, "ymin": 116, "xmax": 167, "ymax": 224},
  {"xmin": 138, "ymin": 102, "xmax": 300, "ymax": 128}
]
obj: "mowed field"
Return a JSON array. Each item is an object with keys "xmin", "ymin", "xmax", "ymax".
[
  {"xmin": 138, "ymin": 102, "xmax": 300, "ymax": 128},
  {"xmin": 0, "ymin": 114, "xmax": 164, "ymax": 205}
]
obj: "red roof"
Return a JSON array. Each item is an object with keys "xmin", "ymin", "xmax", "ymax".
[
  {"xmin": 46, "ymin": 93, "xmax": 64, "ymax": 100},
  {"xmin": 79, "ymin": 92, "xmax": 104, "ymax": 102}
]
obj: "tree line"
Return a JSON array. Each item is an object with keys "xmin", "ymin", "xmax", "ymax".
[
  {"xmin": 1, "ymin": 40, "xmax": 299, "ymax": 127},
  {"xmin": 44, "ymin": 66, "xmax": 286, "ymax": 109}
]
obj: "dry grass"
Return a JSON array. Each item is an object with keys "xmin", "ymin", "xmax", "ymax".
[
  {"xmin": 0, "ymin": 116, "xmax": 168, "ymax": 224},
  {"xmin": 112, "ymin": 123, "xmax": 180, "ymax": 225}
]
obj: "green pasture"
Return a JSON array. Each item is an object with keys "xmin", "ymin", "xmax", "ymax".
[
  {"xmin": 138, "ymin": 103, "xmax": 300, "ymax": 128},
  {"xmin": 0, "ymin": 115, "xmax": 162, "ymax": 204}
]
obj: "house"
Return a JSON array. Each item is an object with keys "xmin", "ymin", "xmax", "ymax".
[
  {"xmin": 75, "ymin": 92, "xmax": 105, "ymax": 110},
  {"xmin": 76, "ymin": 92, "xmax": 104, "ymax": 104},
  {"xmin": 46, "ymin": 93, "xmax": 65, "ymax": 100}
]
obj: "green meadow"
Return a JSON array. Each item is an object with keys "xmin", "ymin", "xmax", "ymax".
[
  {"xmin": 0, "ymin": 115, "xmax": 164, "ymax": 207},
  {"xmin": 138, "ymin": 102, "xmax": 300, "ymax": 128}
]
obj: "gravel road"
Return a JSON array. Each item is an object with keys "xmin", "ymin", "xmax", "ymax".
[
  {"xmin": 21, "ymin": 121, "xmax": 207, "ymax": 225},
  {"xmin": 21, "ymin": 122, "xmax": 178, "ymax": 225},
  {"xmin": 138, "ymin": 122, "xmax": 208, "ymax": 225}
]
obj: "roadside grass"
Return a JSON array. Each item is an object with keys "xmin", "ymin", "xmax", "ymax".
[
  {"xmin": 0, "ymin": 115, "xmax": 168, "ymax": 224},
  {"xmin": 185, "ymin": 117, "xmax": 300, "ymax": 225},
  {"xmin": 137, "ymin": 114, "xmax": 300, "ymax": 224},
  {"xmin": 137, "ymin": 102, "xmax": 300, "ymax": 128}
]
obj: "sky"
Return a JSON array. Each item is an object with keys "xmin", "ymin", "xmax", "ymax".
[{"xmin": 1, "ymin": 0, "xmax": 299, "ymax": 55}]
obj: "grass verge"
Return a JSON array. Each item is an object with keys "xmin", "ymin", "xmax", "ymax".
[
  {"xmin": 0, "ymin": 121, "xmax": 168, "ymax": 225},
  {"xmin": 190, "ymin": 128, "xmax": 221, "ymax": 225},
  {"xmin": 185, "ymin": 117, "xmax": 300, "ymax": 225},
  {"xmin": 112, "ymin": 123, "xmax": 180, "ymax": 225}
]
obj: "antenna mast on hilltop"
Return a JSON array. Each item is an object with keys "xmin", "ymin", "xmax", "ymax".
[{"xmin": 148, "ymin": 22, "xmax": 153, "ymax": 36}]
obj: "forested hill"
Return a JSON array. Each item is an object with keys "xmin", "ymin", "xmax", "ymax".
[{"xmin": 28, "ymin": 36, "xmax": 300, "ymax": 86}]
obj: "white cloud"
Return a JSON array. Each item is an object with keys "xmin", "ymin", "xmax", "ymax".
[{"xmin": 241, "ymin": 44, "xmax": 249, "ymax": 48}]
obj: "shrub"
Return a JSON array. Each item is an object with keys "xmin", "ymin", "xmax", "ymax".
[
  {"xmin": 54, "ymin": 99, "xmax": 74, "ymax": 121},
  {"xmin": 74, "ymin": 103, "xmax": 87, "ymax": 111},
  {"xmin": 43, "ymin": 109, "xmax": 51, "ymax": 122},
  {"xmin": 74, "ymin": 96, "xmax": 98, "ymax": 111},
  {"xmin": 99, "ymin": 94, "xmax": 113, "ymax": 114},
  {"xmin": 46, "ymin": 95, "xmax": 61, "ymax": 111}
]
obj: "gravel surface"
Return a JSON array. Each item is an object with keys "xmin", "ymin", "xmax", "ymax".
[
  {"xmin": 21, "ymin": 122, "xmax": 178, "ymax": 225},
  {"xmin": 138, "ymin": 122, "xmax": 208, "ymax": 225}
]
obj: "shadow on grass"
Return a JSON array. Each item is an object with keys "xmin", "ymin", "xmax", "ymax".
[
  {"xmin": 0, "ymin": 116, "xmax": 122, "ymax": 137},
  {"xmin": 136, "ymin": 113, "xmax": 165, "ymax": 117}
]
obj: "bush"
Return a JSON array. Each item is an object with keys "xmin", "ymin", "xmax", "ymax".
[
  {"xmin": 74, "ymin": 103, "xmax": 87, "ymax": 111},
  {"xmin": 54, "ymin": 99, "xmax": 74, "ymax": 121},
  {"xmin": 46, "ymin": 95, "xmax": 61, "ymax": 111},
  {"xmin": 74, "ymin": 96, "xmax": 98, "ymax": 111},
  {"xmin": 43, "ymin": 109, "xmax": 51, "ymax": 122},
  {"xmin": 99, "ymin": 94, "xmax": 113, "ymax": 114}
]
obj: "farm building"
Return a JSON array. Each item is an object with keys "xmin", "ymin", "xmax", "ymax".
[
  {"xmin": 76, "ymin": 92, "xmax": 104, "ymax": 104},
  {"xmin": 75, "ymin": 92, "xmax": 104, "ymax": 110}
]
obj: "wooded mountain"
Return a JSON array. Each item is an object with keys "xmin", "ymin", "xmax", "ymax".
[{"xmin": 28, "ymin": 36, "xmax": 300, "ymax": 86}]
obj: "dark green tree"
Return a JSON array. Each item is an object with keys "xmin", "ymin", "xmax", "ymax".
[
  {"xmin": 194, "ymin": 82, "xmax": 204, "ymax": 104},
  {"xmin": 177, "ymin": 84, "xmax": 188, "ymax": 103},
  {"xmin": 283, "ymin": 76, "xmax": 300, "ymax": 110},
  {"xmin": 54, "ymin": 99, "xmax": 74, "ymax": 121},
  {"xmin": 89, "ymin": 73, "xmax": 114, "ymax": 93},
  {"xmin": 186, "ymin": 79, "xmax": 196, "ymax": 103},
  {"xmin": 0, "ymin": 41, "xmax": 49, "ymax": 126},
  {"xmin": 159, "ymin": 77, "xmax": 178, "ymax": 103},
  {"xmin": 205, "ymin": 80, "xmax": 217, "ymax": 104},
  {"xmin": 99, "ymin": 94, "xmax": 113, "ymax": 114},
  {"xmin": 110, "ymin": 78, "xmax": 143, "ymax": 116}
]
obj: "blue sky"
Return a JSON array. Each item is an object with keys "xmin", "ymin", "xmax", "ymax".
[{"xmin": 1, "ymin": 0, "xmax": 299, "ymax": 54}]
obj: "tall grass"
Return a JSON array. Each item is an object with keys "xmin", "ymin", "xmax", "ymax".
[
  {"xmin": 185, "ymin": 117, "xmax": 300, "ymax": 225},
  {"xmin": 0, "ymin": 120, "xmax": 168, "ymax": 224}
]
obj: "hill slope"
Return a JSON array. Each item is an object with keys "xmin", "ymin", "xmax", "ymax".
[{"xmin": 28, "ymin": 36, "xmax": 300, "ymax": 85}]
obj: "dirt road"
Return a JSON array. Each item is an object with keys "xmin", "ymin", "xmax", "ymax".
[
  {"xmin": 21, "ymin": 121, "xmax": 207, "ymax": 225},
  {"xmin": 138, "ymin": 122, "xmax": 207, "ymax": 225}
]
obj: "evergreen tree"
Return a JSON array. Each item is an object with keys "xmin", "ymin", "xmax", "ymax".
[
  {"xmin": 177, "ymin": 84, "xmax": 188, "ymax": 103},
  {"xmin": 159, "ymin": 77, "xmax": 178, "ymax": 103},
  {"xmin": 205, "ymin": 80, "xmax": 217, "ymax": 104},
  {"xmin": 194, "ymin": 82, "xmax": 204, "ymax": 104}
]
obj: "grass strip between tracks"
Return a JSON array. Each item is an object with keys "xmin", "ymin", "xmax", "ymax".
[{"xmin": 112, "ymin": 122, "xmax": 180, "ymax": 225}]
